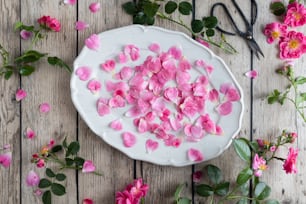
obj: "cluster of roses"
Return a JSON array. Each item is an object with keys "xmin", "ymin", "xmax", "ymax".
[
  {"xmin": 264, "ymin": 1, "xmax": 306, "ymax": 59},
  {"xmin": 116, "ymin": 178, "xmax": 149, "ymax": 204},
  {"xmin": 252, "ymin": 131, "xmax": 298, "ymax": 177}
]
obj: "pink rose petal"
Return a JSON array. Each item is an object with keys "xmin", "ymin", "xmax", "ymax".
[
  {"xmin": 109, "ymin": 95, "xmax": 126, "ymax": 108},
  {"xmin": 85, "ymin": 34, "xmax": 100, "ymax": 51},
  {"xmin": 164, "ymin": 87, "xmax": 179, "ymax": 103},
  {"xmin": 83, "ymin": 198, "xmax": 94, "ymax": 204},
  {"xmin": 122, "ymin": 132, "xmax": 136, "ymax": 147},
  {"xmin": 193, "ymin": 171, "xmax": 203, "ymax": 183},
  {"xmin": 117, "ymin": 52, "xmax": 128, "ymax": 64},
  {"xmin": 118, "ymin": 66, "xmax": 133, "ymax": 80},
  {"xmin": 0, "ymin": 152, "xmax": 12, "ymax": 168},
  {"xmin": 100, "ymin": 59, "xmax": 116, "ymax": 72},
  {"xmin": 217, "ymin": 101, "xmax": 233, "ymax": 116},
  {"xmin": 97, "ymin": 98, "xmax": 110, "ymax": 116},
  {"xmin": 145, "ymin": 139, "xmax": 159, "ymax": 153},
  {"xmin": 168, "ymin": 46, "xmax": 182, "ymax": 59},
  {"xmin": 208, "ymin": 89, "xmax": 219, "ymax": 102},
  {"xmin": 245, "ymin": 70, "xmax": 258, "ymax": 79},
  {"xmin": 87, "ymin": 79, "xmax": 101, "ymax": 94},
  {"xmin": 187, "ymin": 148, "xmax": 204, "ymax": 162},
  {"xmin": 149, "ymin": 43, "xmax": 160, "ymax": 53},
  {"xmin": 20, "ymin": 30, "xmax": 32, "ymax": 40},
  {"xmin": 64, "ymin": 0, "xmax": 76, "ymax": 5},
  {"xmin": 24, "ymin": 127, "xmax": 36, "ymax": 139},
  {"xmin": 124, "ymin": 44, "xmax": 140, "ymax": 61},
  {"xmin": 16, "ymin": 89, "xmax": 27, "ymax": 101},
  {"xmin": 75, "ymin": 20, "xmax": 89, "ymax": 31},
  {"xmin": 109, "ymin": 119, "xmax": 123, "ymax": 131},
  {"xmin": 82, "ymin": 160, "xmax": 96, "ymax": 173},
  {"xmin": 39, "ymin": 103, "xmax": 50, "ymax": 113},
  {"xmin": 34, "ymin": 189, "xmax": 43, "ymax": 196},
  {"xmin": 26, "ymin": 170, "xmax": 40, "ymax": 186},
  {"xmin": 76, "ymin": 66, "xmax": 91, "ymax": 81},
  {"xmin": 89, "ymin": 2, "xmax": 101, "ymax": 13}
]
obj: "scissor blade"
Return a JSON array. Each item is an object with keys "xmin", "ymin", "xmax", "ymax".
[{"xmin": 247, "ymin": 39, "xmax": 264, "ymax": 59}]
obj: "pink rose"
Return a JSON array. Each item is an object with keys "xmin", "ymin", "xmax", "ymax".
[
  {"xmin": 284, "ymin": 2, "xmax": 306, "ymax": 27},
  {"xmin": 283, "ymin": 147, "xmax": 298, "ymax": 174}
]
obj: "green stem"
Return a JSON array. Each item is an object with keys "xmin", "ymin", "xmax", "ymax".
[
  {"xmin": 28, "ymin": 30, "xmax": 42, "ymax": 50},
  {"xmin": 156, "ymin": 12, "xmax": 237, "ymax": 54}
]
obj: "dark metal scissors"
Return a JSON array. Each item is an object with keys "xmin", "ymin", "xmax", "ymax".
[{"xmin": 211, "ymin": 0, "xmax": 264, "ymax": 58}]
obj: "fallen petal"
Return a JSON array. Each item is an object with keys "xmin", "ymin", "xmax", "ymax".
[
  {"xmin": 245, "ymin": 70, "xmax": 258, "ymax": 79},
  {"xmin": 87, "ymin": 79, "xmax": 101, "ymax": 94},
  {"xmin": 83, "ymin": 198, "xmax": 94, "ymax": 204},
  {"xmin": 89, "ymin": 2, "xmax": 101, "ymax": 13},
  {"xmin": 64, "ymin": 0, "xmax": 76, "ymax": 5},
  {"xmin": 39, "ymin": 103, "xmax": 50, "ymax": 113},
  {"xmin": 20, "ymin": 30, "xmax": 32, "ymax": 40},
  {"xmin": 24, "ymin": 127, "xmax": 36, "ymax": 139},
  {"xmin": 109, "ymin": 119, "xmax": 123, "ymax": 131},
  {"xmin": 168, "ymin": 46, "xmax": 182, "ymax": 59},
  {"xmin": 148, "ymin": 43, "xmax": 160, "ymax": 53},
  {"xmin": 82, "ymin": 160, "xmax": 96, "ymax": 173},
  {"xmin": 208, "ymin": 89, "xmax": 219, "ymax": 102},
  {"xmin": 97, "ymin": 98, "xmax": 110, "ymax": 116},
  {"xmin": 76, "ymin": 66, "xmax": 91, "ymax": 81},
  {"xmin": 146, "ymin": 139, "xmax": 159, "ymax": 153},
  {"xmin": 217, "ymin": 101, "xmax": 233, "ymax": 116},
  {"xmin": 85, "ymin": 34, "xmax": 100, "ymax": 50},
  {"xmin": 0, "ymin": 152, "xmax": 12, "ymax": 168},
  {"xmin": 100, "ymin": 59, "xmax": 116, "ymax": 72},
  {"xmin": 16, "ymin": 89, "xmax": 27, "ymax": 101},
  {"xmin": 75, "ymin": 20, "xmax": 89, "ymax": 31},
  {"xmin": 26, "ymin": 170, "xmax": 40, "ymax": 186},
  {"xmin": 122, "ymin": 132, "xmax": 136, "ymax": 147},
  {"xmin": 187, "ymin": 148, "xmax": 204, "ymax": 162}
]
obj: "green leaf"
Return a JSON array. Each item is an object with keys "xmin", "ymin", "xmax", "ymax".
[
  {"xmin": 19, "ymin": 65, "xmax": 35, "ymax": 76},
  {"xmin": 239, "ymin": 182, "xmax": 249, "ymax": 196},
  {"xmin": 55, "ymin": 173, "xmax": 66, "ymax": 181},
  {"xmin": 207, "ymin": 165, "xmax": 222, "ymax": 184},
  {"xmin": 178, "ymin": 1, "xmax": 192, "ymax": 15},
  {"xmin": 214, "ymin": 182, "xmax": 230, "ymax": 196},
  {"xmin": 236, "ymin": 168, "xmax": 253, "ymax": 185},
  {"xmin": 47, "ymin": 56, "xmax": 72, "ymax": 73},
  {"xmin": 196, "ymin": 184, "xmax": 214, "ymax": 197},
  {"xmin": 39, "ymin": 178, "xmax": 52, "ymax": 188},
  {"xmin": 51, "ymin": 145, "xmax": 63, "ymax": 153},
  {"xmin": 191, "ymin": 19, "xmax": 204, "ymax": 33},
  {"xmin": 15, "ymin": 50, "xmax": 47, "ymax": 64},
  {"xmin": 270, "ymin": 2, "xmax": 286, "ymax": 16},
  {"xmin": 236, "ymin": 198, "xmax": 248, "ymax": 204},
  {"xmin": 146, "ymin": 16, "xmax": 155, "ymax": 25},
  {"xmin": 178, "ymin": 197, "xmax": 191, "ymax": 204},
  {"xmin": 265, "ymin": 199, "xmax": 280, "ymax": 204},
  {"xmin": 233, "ymin": 138, "xmax": 251, "ymax": 162},
  {"xmin": 122, "ymin": 2, "xmax": 137, "ymax": 15},
  {"xmin": 174, "ymin": 183, "xmax": 185, "ymax": 201},
  {"xmin": 267, "ymin": 89, "xmax": 281, "ymax": 104},
  {"xmin": 254, "ymin": 182, "xmax": 271, "ymax": 200},
  {"xmin": 294, "ymin": 76, "xmax": 306, "ymax": 85},
  {"xmin": 42, "ymin": 190, "xmax": 51, "ymax": 204},
  {"xmin": 143, "ymin": 2, "xmax": 160, "ymax": 17},
  {"xmin": 165, "ymin": 1, "xmax": 177, "ymax": 14},
  {"xmin": 66, "ymin": 141, "xmax": 80, "ymax": 156},
  {"xmin": 74, "ymin": 157, "xmax": 85, "ymax": 167},
  {"xmin": 46, "ymin": 168, "xmax": 56, "ymax": 178},
  {"xmin": 203, "ymin": 16, "xmax": 218, "ymax": 28},
  {"xmin": 14, "ymin": 21, "xmax": 23, "ymax": 30},
  {"xmin": 206, "ymin": 29, "xmax": 215, "ymax": 37},
  {"xmin": 51, "ymin": 183, "xmax": 66, "ymax": 196},
  {"xmin": 289, "ymin": 0, "xmax": 295, "ymax": 3},
  {"xmin": 133, "ymin": 12, "xmax": 147, "ymax": 24},
  {"xmin": 249, "ymin": 141, "xmax": 259, "ymax": 152},
  {"xmin": 4, "ymin": 70, "xmax": 13, "ymax": 80},
  {"xmin": 65, "ymin": 158, "xmax": 74, "ymax": 166},
  {"xmin": 62, "ymin": 137, "xmax": 68, "ymax": 149}
]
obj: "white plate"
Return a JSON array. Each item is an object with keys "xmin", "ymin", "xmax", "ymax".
[{"xmin": 71, "ymin": 25, "xmax": 244, "ymax": 166}]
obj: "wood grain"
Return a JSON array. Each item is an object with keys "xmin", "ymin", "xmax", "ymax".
[
  {"xmin": 77, "ymin": 1, "xmax": 134, "ymax": 203},
  {"xmin": 195, "ymin": 0, "xmax": 252, "ymax": 203},
  {"xmin": 0, "ymin": 0, "xmax": 21, "ymax": 203},
  {"xmin": 20, "ymin": 1, "xmax": 77, "ymax": 203}
]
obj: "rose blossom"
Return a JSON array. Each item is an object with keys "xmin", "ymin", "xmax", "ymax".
[
  {"xmin": 283, "ymin": 147, "xmax": 298, "ymax": 174},
  {"xmin": 279, "ymin": 30, "xmax": 306, "ymax": 59},
  {"xmin": 37, "ymin": 15, "xmax": 61, "ymax": 32},
  {"xmin": 252, "ymin": 154, "xmax": 268, "ymax": 177},
  {"xmin": 284, "ymin": 2, "xmax": 306, "ymax": 27},
  {"xmin": 263, "ymin": 22, "xmax": 287, "ymax": 44}
]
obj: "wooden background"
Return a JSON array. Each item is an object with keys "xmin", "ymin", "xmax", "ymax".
[{"xmin": 0, "ymin": 0, "xmax": 305, "ymax": 203}]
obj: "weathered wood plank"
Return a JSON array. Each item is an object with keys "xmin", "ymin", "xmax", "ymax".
[
  {"xmin": 253, "ymin": 1, "xmax": 306, "ymax": 202},
  {"xmin": 195, "ymin": 0, "xmax": 252, "ymax": 203},
  {"xmin": 0, "ymin": 1, "xmax": 21, "ymax": 203},
  {"xmin": 77, "ymin": 1, "xmax": 134, "ymax": 203},
  {"xmin": 20, "ymin": 1, "xmax": 77, "ymax": 203}
]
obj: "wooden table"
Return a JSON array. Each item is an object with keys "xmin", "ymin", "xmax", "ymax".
[{"xmin": 1, "ymin": 0, "xmax": 305, "ymax": 203}]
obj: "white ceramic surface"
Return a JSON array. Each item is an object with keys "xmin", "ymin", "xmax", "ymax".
[{"xmin": 71, "ymin": 25, "xmax": 244, "ymax": 166}]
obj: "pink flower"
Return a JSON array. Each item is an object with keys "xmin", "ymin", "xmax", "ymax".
[
  {"xmin": 193, "ymin": 171, "xmax": 203, "ymax": 183},
  {"xmin": 75, "ymin": 20, "xmax": 89, "ymax": 31},
  {"xmin": 284, "ymin": 2, "xmax": 306, "ymax": 27},
  {"xmin": 64, "ymin": 0, "xmax": 76, "ymax": 5},
  {"xmin": 39, "ymin": 102, "xmax": 51, "ymax": 113},
  {"xmin": 269, "ymin": 146, "xmax": 277, "ymax": 152},
  {"xmin": 26, "ymin": 170, "xmax": 40, "ymax": 186},
  {"xmin": 82, "ymin": 160, "xmax": 96, "ymax": 173},
  {"xmin": 196, "ymin": 38, "xmax": 210, "ymax": 48},
  {"xmin": 48, "ymin": 139, "xmax": 55, "ymax": 149},
  {"xmin": 263, "ymin": 22, "xmax": 287, "ymax": 44},
  {"xmin": 20, "ymin": 30, "xmax": 32, "ymax": 40},
  {"xmin": 252, "ymin": 154, "xmax": 268, "ymax": 177},
  {"xmin": 36, "ymin": 159, "xmax": 45, "ymax": 168},
  {"xmin": 89, "ymin": 2, "xmax": 101, "ymax": 13},
  {"xmin": 126, "ymin": 178, "xmax": 149, "ymax": 199},
  {"xmin": 115, "ymin": 190, "xmax": 137, "ymax": 204},
  {"xmin": 85, "ymin": 34, "xmax": 100, "ymax": 51},
  {"xmin": 283, "ymin": 147, "xmax": 298, "ymax": 174},
  {"xmin": 24, "ymin": 127, "xmax": 36, "ymax": 139},
  {"xmin": 289, "ymin": 132, "xmax": 298, "ymax": 143},
  {"xmin": 83, "ymin": 198, "xmax": 94, "ymax": 204},
  {"xmin": 279, "ymin": 30, "xmax": 306, "ymax": 59},
  {"xmin": 0, "ymin": 152, "xmax": 12, "ymax": 168},
  {"xmin": 16, "ymin": 89, "xmax": 27, "ymax": 101},
  {"xmin": 37, "ymin": 16, "xmax": 61, "ymax": 32}
]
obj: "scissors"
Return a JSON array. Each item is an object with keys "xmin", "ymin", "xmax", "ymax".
[{"xmin": 210, "ymin": 0, "xmax": 264, "ymax": 58}]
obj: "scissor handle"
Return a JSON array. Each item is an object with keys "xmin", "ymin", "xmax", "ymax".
[
  {"xmin": 210, "ymin": 2, "xmax": 243, "ymax": 36},
  {"xmin": 251, "ymin": 0, "xmax": 258, "ymax": 25}
]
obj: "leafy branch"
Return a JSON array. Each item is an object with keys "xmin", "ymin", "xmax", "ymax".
[{"xmin": 122, "ymin": 0, "xmax": 237, "ymax": 54}]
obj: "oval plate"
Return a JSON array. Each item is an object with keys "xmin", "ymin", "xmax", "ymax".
[{"xmin": 71, "ymin": 25, "xmax": 244, "ymax": 166}]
